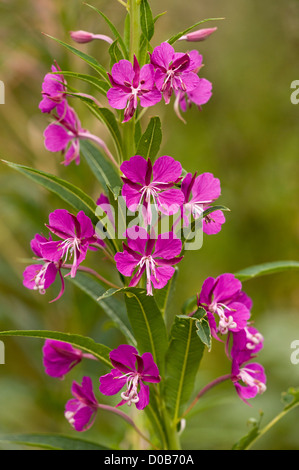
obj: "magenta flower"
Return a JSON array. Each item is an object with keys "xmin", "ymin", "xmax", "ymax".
[
  {"xmin": 198, "ymin": 273, "xmax": 251, "ymax": 338},
  {"xmin": 231, "ymin": 359, "xmax": 267, "ymax": 404},
  {"xmin": 230, "ymin": 326, "xmax": 264, "ymax": 365},
  {"xmin": 121, "ymin": 155, "xmax": 184, "ymax": 225},
  {"xmin": 39, "ymin": 63, "xmax": 67, "ymax": 114},
  {"xmin": 181, "ymin": 172, "xmax": 225, "ymax": 235},
  {"xmin": 42, "ymin": 209, "xmax": 98, "ymax": 278},
  {"xmin": 99, "ymin": 345, "xmax": 161, "ymax": 410},
  {"xmin": 23, "ymin": 233, "xmax": 65, "ymax": 302},
  {"xmin": 43, "ymin": 340, "xmax": 83, "ymax": 379},
  {"xmin": 65, "ymin": 376, "xmax": 99, "ymax": 431},
  {"xmin": 107, "ymin": 56, "xmax": 162, "ymax": 122},
  {"xmin": 44, "ymin": 102, "xmax": 117, "ymax": 167},
  {"xmin": 150, "ymin": 42, "xmax": 201, "ymax": 104},
  {"xmin": 115, "ymin": 226, "xmax": 183, "ymax": 296}
]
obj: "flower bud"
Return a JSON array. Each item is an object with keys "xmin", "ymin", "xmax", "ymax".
[
  {"xmin": 179, "ymin": 27, "xmax": 218, "ymax": 42},
  {"xmin": 70, "ymin": 30, "xmax": 113, "ymax": 45},
  {"xmin": 70, "ymin": 30, "xmax": 94, "ymax": 43}
]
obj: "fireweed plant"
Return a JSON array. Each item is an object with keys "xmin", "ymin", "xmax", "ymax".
[{"xmin": 2, "ymin": 0, "xmax": 299, "ymax": 452}]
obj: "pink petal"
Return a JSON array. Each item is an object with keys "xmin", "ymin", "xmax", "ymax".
[
  {"xmin": 107, "ymin": 87, "xmax": 129, "ymax": 110},
  {"xmin": 151, "ymin": 42, "xmax": 175, "ymax": 70},
  {"xmin": 135, "ymin": 382, "xmax": 150, "ymax": 410},
  {"xmin": 76, "ymin": 211, "xmax": 95, "ymax": 240},
  {"xmin": 99, "ymin": 369, "xmax": 127, "ymax": 396},
  {"xmin": 23, "ymin": 264, "xmax": 44, "ymax": 290},
  {"xmin": 153, "ymin": 232, "xmax": 182, "ymax": 259},
  {"xmin": 111, "ymin": 59, "xmax": 134, "ymax": 85},
  {"xmin": 110, "ymin": 344, "xmax": 139, "ymax": 372},
  {"xmin": 139, "ymin": 64, "xmax": 155, "ymax": 89},
  {"xmin": 203, "ymin": 209, "xmax": 225, "ymax": 235},
  {"xmin": 126, "ymin": 226, "xmax": 149, "ymax": 254},
  {"xmin": 213, "ymin": 274, "xmax": 242, "ymax": 304},
  {"xmin": 152, "ymin": 155, "xmax": 182, "ymax": 183},
  {"xmin": 139, "ymin": 88, "xmax": 162, "ymax": 108},
  {"xmin": 188, "ymin": 78, "xmax": 212, "ymax": 105},
  {"xmin": 157, "ymin": 188, "xmax": 184, "ymax": 216},
  {"xmin": 122, "ymin": 184, "xmax": 142, "ymax": 212},
  {"xmin": 151, "ymin": 265, "xmax": 175, "ymax": 290},
  {"xmin": 48, "ymin": 209, "xmax": 77, "ymax": 239},
  {"xmin": 44, "ymin": 123, "xmax": 71, "ymax": 152},
  {"xmin": 115, "ymin": 251, "xmax": 138, "ymax": 277},
  {"xmin": 120, "ymin": 155, "xmax": 148, "ymax": 185},
  {"xmin": 191, "ymin": 173, "xmax": 221, "ymax": 203}
]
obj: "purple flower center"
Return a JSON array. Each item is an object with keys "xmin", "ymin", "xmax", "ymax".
[{"xmin": 137, "ymin": 255, "xmax": 157, "ymax": 296}]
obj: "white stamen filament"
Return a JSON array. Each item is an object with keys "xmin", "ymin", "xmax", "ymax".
[
  {"xmin": 137, "ymin": 255, "xmax": 158, "ymax": 296},
  {"xmin": 239, "ymin": 368, "xmax": 266, "ymax": 394},
  {"xmin": 245, "ymin": 328, "xmax": 264, "ymax": 350},
  {"xmin": 119, "ymin": 374, "xmax": 140, "ymax": 407},
  {"xmin": 210, "ymin": 302, "xmax": 237, "ymax": 334}
]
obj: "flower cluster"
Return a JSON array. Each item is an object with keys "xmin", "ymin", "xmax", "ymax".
[
  {"xmin": 107, "ymin": 42, "xmax": 212, "ymax": 123},
  {"xmin": 23, "ymin": 209, "xmax": 102, "ymax": 301},
  {"xmin": 42, "ymin": 340, "xmax": 160, "ymax": 432},
  {"xmin": 20, "ymin": 12, "xmax": 269, "ymax": 447},
  {"xmin": 197, "ymin": 273, "xmax": 266, "ymax": 403}
]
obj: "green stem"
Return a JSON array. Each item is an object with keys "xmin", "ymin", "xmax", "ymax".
[
  {"xmin": 160, "ymin": 403, "xmax": 181, "ymax": 450},
  {"xmin": 129, "ymin": 0, "xmax": 141, "ymax": 62}
]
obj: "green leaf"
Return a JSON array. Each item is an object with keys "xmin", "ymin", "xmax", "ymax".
[
  {"xmin": 82, "ymin": 102, "xmax": 124, "ymax": 162},
  {"xmin": 167, "ymin": 18, "xmax": 224, "ymax": 45},
  {"xmin": 44, "ymin": 34, "xmax": 109, "ymax": 82},
  {"xmin": 233, "ymin": 387, "xmax": 299, "ymax": 450},
  {"xmin": 140, "ymin": 0, "xmax": 155, "ymax": 42},
  {"xmin": 136, "ymin": 116, "xmax": 162, "ymax": 162},
  {"xmin": 84, "ymin": 4, "xmax": 129, "ymax": 59},
  {"xmin": 1, "ymin": 160, "xmax": 98, "ymax": 225},
  {"xmin": 98, "ymin": 287, "xmax": 168, "ymax": 374},
  {"xmin": 164, "ymin": 315, "xmax": 205, "ymax": 423},
  {"xmin": 80, "ymin": 140, "xmax": 121, "ymax": 195},
  {"xmin": 232, "ymin": 413, "xmax": 264, "ymax": 451},
  {"xmin": 68, "ymin": 272, "xmax": 135, "ymax": 345},
  {"xmin": 109, "ymin": 40, "xmax": 124, "ymax": 68},
  {"xmin": 234, "ymin": 260, "xmax": 299, "ymax": 282},
  {"xmin": 0, "ymin": 330, "xmax": 112, "ymax": 367},
  {"xmin": 0, "ymin": 433, "xmax": 109, "ymax": 450},
  {"xmin": 195, "ymin": 316, "xmax": 211, "ymax": 351},
  {"xmin": 54, "ymin": 71, "xmax": 110, "ymax": 96},
  {"xmin": 124, "ymin": 13, "xmax": 131, "ymax": 51},
  {"xmin": 154, "ymin": 267, "xmax": 178, "ymax": 318}
]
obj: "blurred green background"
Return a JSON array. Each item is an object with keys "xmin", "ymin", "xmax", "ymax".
[{"xmin": 1, "ymin": 0, "xmax": 299, "ymax": 450}]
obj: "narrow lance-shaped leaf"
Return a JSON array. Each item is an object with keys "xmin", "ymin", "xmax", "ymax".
[
  {"xmin": 136, "ymin": 116, "xmax": 162, "ymax": 162},
  {"xmin": 44, "ymin": 34, "xmax": 110, "ymax": 82},
  {"xmin": 109, "ymin": 40, "xmax": 124, "ymax": 68},
  {"xmin": 80, "ymin": 140, "xmax": 121, "ymax": 196},
  {"xmin": 68, "ymin": 272, "xmax": 135, "ymax": 346},
  {"xmin": 167, "ymin": 18, "xmax": 224, "ymax": 45},
  {"xmin": 84, "ymin": 3, "xmax": 129, "ymax": 59},
  {"xmin": 0, "ymin": 330, "xmax": 112, "ymax": 368},
  {"xmin": 97, "ymin": 286, "xmax": 168, "ymax": 375},
  {"xmin": 140, "ymin": 0, "xmax": 155, "ymax": 42},
  {"xmin": 1, "ymin": 160, "xmax": 98, "ymax": 225},
  {"xmin": 0, "ymin": 434, "xmax": 109, "ymax": 451},
  {"xmin": 164, "ymin": 314, "xmax": 205, "ymax": 424},
  {"xmin": 234, "ymin": 260, "xmax": 299, "ymax": 282},
  {"xmin": 53, "ymin": 70, "xmax": 110, "ymax": 96}
]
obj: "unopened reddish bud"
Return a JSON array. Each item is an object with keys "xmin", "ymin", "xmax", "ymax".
[
  {"xmin": 70, "ymin": 30, "xmax": 94, "ymax": 44},
  {"xmin": 179, "ymin": 27, "xmax": 218, "ymax": 42},
  {"xmin": 70, "ymin": 30, "xmax": 114, "ymax": 45}
]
